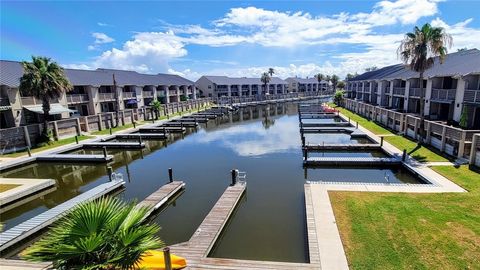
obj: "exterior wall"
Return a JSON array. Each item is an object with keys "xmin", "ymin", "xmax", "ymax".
[{"xmin": 195, "ymin": 76, "xmax": 216, "ymax": 97}]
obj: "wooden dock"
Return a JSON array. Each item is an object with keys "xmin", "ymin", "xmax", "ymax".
[
  {"xmin": 0, "ymin": 180, "xmax": 125, "ymax": 252},
  {"xmin": 138, "ymin": 181, "xmax": 185, "ymax": 218},
  {"xmin": 170, "ymin": 182, "xmax": 246, "ymax": 258},
  {"xmin": 115, "ymin": 133, "xmax": 167, "ymax": 140},
  {"xmin": 304, "ymin": 156, "xmax": 401, "ymax": 166},
  {"xmin": 162, "ymin": 121, "xmax": 198, "ymax": 127},
  {"xmin": 303, "ymin": 143, "xmax": 381, "ymax": 151},
  {"xmin": 139, "ymin": 126, "xmax": 186, "ymax": 133},
  {"xmin": 36, "ymin": 154, "xmax": 113, "ymax": 163},
  {"xmin": 82, "ymin": 142, "xmax": 145, "ymax": 149},
  {"xmin": 0, "ymin": 259, "xmax": 51, "ymax": 270},
  {"xmin": 174, "ymin": 118, "xmax": 209, "ymax": 123},
  {"xmin": 300, "ymin": 122, "xmax": 351, "ymax": 127}
]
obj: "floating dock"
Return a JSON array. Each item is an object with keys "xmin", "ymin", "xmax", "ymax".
[
  {"xmin": 139, "ymin": 126, "xmax": 186, "ymax": 133},
  {"xmin": 300, "ymin": 122, "xmax": 351, "ymax": 127},
  {"xmin": 82, "ymin": 142, "xmax": 145, "ymax": 149},
  {"xmin": 162, "ymin": 121, "xmax": 198, "ymax": 127},
  {"xmin": 304, "ymin": 156, "xmax": 401, "ymax": 166},
  {"xmin": 115, "ymin": 133, "xmax": 167, "ymax": 140},
  {"xmin": 173, "ymin": 117, "xmax": 208, "ymax": 123},
  {"xmin": 303, "ymin": 143, "xmax": 381, "ymax": 151},
  {"xmin": 300, "ymin": 113, "xmax": 338, "ymax": 119},
  {"xmin": 36, "ymin": 154, "xmax": 113, "ymax": 163},
  {"xmin": 170, "ymin": 182, "xmax": 246, "ymax": 258},
  {"xmin": 0, "ymin": 180, "xmax": 125, "ymax": 252},
  {"xmin": 0, "ymin": 178, "xmax": 57, "ymax": 214},
  {"xmin": 138, "ymin": 181, "xmax": 185, "ymax": 219}
]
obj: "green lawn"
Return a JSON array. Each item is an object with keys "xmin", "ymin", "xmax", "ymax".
[
  {"xmin": 330, "ymin": 165, "xmax": 480, "ymax": 270},
  {"xmin": 330, "ymin": 103, "xmax": 451, "ymax": 163},
  {"xmin": 91, "ymin": 123, "xmax": 136, "ymax": 135},
  {"xmin": 1, "ymin": 135, "xmax": 93, "ymax": 158}
]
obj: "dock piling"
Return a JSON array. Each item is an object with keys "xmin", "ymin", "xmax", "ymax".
[
  {"xmin": 75, "ymin": 136, "xmax": 79, "ymax": 144},
  {"xmin": 402, "ymin": 149, "xmax": 407, "ymax": 161},
  {"xmin": 168, "ymin": 168, "xmax": 173, "ymax": 183},
  {"xmin": 348, "ymin": 117, "xmax": 350, "ymax": 124},
  {"xmin": 163, "ymin": 247, "xmax": 172, "ymax": 270},
  {"xmin": 133, "ymin": 121, "xmax": 136, "ymax": 128},
  {"xmin": 380, "ymin": 136, "xmax": 384, "ymax": 147},
  {"xmin": 107, "ymin": 166, "xmax": 113, "ymax": 181},
  {"xmin": 103, "ymin": 146, "xmax": 107, "ymax": 158},
  {"xmin": 301, "ymin": 135, "xmax": 306, "ymax": 147},
  {"xmin": 231, "ymin": 169, "xmax": 238, "ymax": 186},
  {"xmin": 27, "ymin": 147, "xmax": 31, "ymax": 157},
  {"xmin": 138, "ymin": 135, "xmax": 142, "ymax": 145},
  {"xmin": 109, "ymin": 127, "xmax": 112, "ymax": 135},
  {"xmin": 356, "ymin": 122, "xmax": 358, "ymax": 129}
]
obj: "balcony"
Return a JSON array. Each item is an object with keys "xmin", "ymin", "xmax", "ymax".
[
  {"xmin": 21, "ymin": 96, "xmax": 59, "ymax": 105},
  {"xmin": 143, "ymin": 90, "xmax": 154, "ymax": 98},
  {"xmin": 67, "ymin": 94, "xmax": 89, "ymax": 104},
  {"xmin": 408, "ymin": 88, "xmax": 425, "ymax": 98},
  {"xmin": 98, "ymin": 93, "xmax": 115, "ymax": 101},
  {"xmin": 393, "ymin": 87, "xmax": 405, "ymax": 96},
  {"xmin": 122, "ymin": 92, "xmax": 136, "ymax": 99},
  {"xmin": 0, "ymin": 97, "xmax": 9, "ymax": 106},
  {"xmin": 431, "ymin": 88, "xmax": 456, "ymax": 102},
  {"xmin": 464, "ymin": 89, "xmax": 480, "ymax": 103}
]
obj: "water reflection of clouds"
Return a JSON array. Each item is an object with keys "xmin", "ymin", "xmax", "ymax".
[{"xmin": 190, "ymin": 116, "xmax": 300, "ymax": 156}]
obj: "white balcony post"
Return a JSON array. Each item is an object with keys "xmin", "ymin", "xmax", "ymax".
[
  {"xmin": 165, "ymin": 86, "xmax": 170, "ymax": 104},
  {"xmin": 248, "ymin": 85, "xmax": 252, "ymax": 96},
  {"xmin": 227, "ymin": 85, "xmax": 231, "ymax": 97},
  {"xmin": 192, "ymin": 85, "xmax": 197, "ymax": 99},
  {"xmin": 453, "ymin": 77, "xmax": 466, "ymax": 122},
  {"xmin": 424, "ymin": 79, "xmax": 433, "ymax": 116},
  {"xmin": 404, "ymin": 80, "xmax": 410, "ymax": 111},
  {"xmin": 389, "ymin": 81, "xmax": 394, "ymax": 107}
]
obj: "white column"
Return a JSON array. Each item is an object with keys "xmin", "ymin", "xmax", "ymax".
[
  {"xmin": 136, "ymin": 86, "xmax": 144, "ymax": 108},
  {"xmin": 248, "ymin": 85, "xmax": 252, "ymax": 96},
  {"xmin": 389, "ymin": 82, "xmax": 394, "ymax": 107},
  {"xmin": 165, "ymin": 86, "xmax": 170, "ymax": 104},
  {"xmin": 192, "ymin": 85, "xmax": 197, "ymax": 99},
  {"xmin": 453, "ymin": 77, "xmax": 466, "ymax": 122},
  {"xmin": 404, "ymin": 80, "xmax": 410, "ymax": 111},
  {"xmin": 176, "ymin": 86, "xmax": 181, "ymax": 102},
  {"xmin": 377, "ymin": 81, "xmax": 383, "ymax": 105},
  {"xmin": 369, "ymin": 81, "xmax": 373, "ymax": 103},
  {"xmin": 227, "ymin": 85, "xmax": 231, "ymax": 97},
  {"xmin": 238, "ymin": 85, "xmax": 242, "ymax": 97},
  {"xmin": 424, "ymin": 79, "xmax": 433, "ymax": 116}
]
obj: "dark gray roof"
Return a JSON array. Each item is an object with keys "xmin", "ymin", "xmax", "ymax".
[
  {"xmin": 349, "ymin": 49, "xmax": 480, "ymax": 81},
  {"xmin": 285, "ymin": 77, "xmax": 328, "ymax": 84},
  {"xmin": 200, "ymin": 75, "xmax": 287, "ymax": 85},
  {"xmin": 0, "ymin": 60, "xmax": 193, "ymax": 87}
]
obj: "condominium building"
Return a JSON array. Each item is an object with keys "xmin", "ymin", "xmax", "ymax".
[
  {"xmin": 285, "ymin": 77, "xmax": 330, "ymax": 93},
  {"xmin": 196, "ymin": 76, "xmax": 288, "ymax": 98},
  {"xmin": 345, "ymin": 49, "xmax": 480, "ymax": 129},
  {"xmin": 0, "ymin": 60, "xmax": 198, "ymax": 128}
]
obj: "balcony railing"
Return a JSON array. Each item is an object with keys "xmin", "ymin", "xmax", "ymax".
[
  {"xmin": 408, "ymin": 88, "xmax": 425, "ymax": 98},
  {"xmin": 98, "ymin": 93, "xmax": 115, "ymax": 101},
  {"xmin": 393, "ymin": 87, "xmax": 405, "ymax": 96},
  {"xmin": 0, "ymin": 97, "xmax": 9, "ymax": 106},
  {"xmin": 21, "ymin": 96, "xmax": 59, "ymax": 105},
  {"xmin": 122, "ymin": 92, "xmax": 136, "ymax": 99},
  {"xmin": 143, "ymin": 90, "xmax": 154, "ymax": 98},
  {"xmin": 431, "ymin": 88, "xmax": 456, "ymax": 102},
  {"xmin": 67, "ymin": 94, "xmax": 89, "ymax": 103},
  {"xmin": 464, "ymin": 89, "xmax": 480, "ymax": 103}
]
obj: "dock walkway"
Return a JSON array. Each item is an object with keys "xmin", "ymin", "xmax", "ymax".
[
  {"xmin": 115, "ymin": 133, "xmax": 167, "ymax": 140},
  {"xmin": 303, "ymin": 143, "xmax": 381, "ymax": 151},
  {"xmin": 36, "ymin": 154, "xmax": 113, "ymax": 163},
  {"xmin": 82, "ymin": 142, "xmax": 145, "ymax": 149},
  {"xmin": 304, "ymin": 156, "xmax": 401, "ymax": 166},
  {"xmin": 138, "ymin": 181, "xmax": 185, "ymax": 218},
  {"xmin": 0, "ymin": 180, "xmax": 125, "ymax": 252}
]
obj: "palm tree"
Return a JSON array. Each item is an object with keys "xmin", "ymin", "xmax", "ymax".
[
  {"xmin": 19, "ymin": 56, "xmax": 72, "ymax": 142},
  {"xmin": 261, "ymin": 72, "xmax": 271, "ymax": 95},
  {"xmin": 268, "ymin": 68, "xmax": 275, "ymax": 77},
  {"xmin": 398, "ymin": 23, "xmax": 452, "ymax": 143},
  {"xmin": 23, "ymin": 197, "xmax": 164, "ymax": 270},
  {"xmin": 150, "ymin": 99, "xmax": 162, "ymax": 120},
  {"xmin": 315, "ymin": 73, "xmax": 325, "ymax": 82},
  {"xmin": 331, "ymin": 75, "xmax": 339, "ymax": 91}
]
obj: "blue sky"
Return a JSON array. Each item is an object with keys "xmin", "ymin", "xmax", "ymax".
[{"xmin": 2, "ymin": 0, "xmax": 479, "ymax": 80}]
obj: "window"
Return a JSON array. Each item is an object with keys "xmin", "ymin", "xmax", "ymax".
[{"xmin": 208, "ymin": 85, "xmax": 211, "ymax": 89}]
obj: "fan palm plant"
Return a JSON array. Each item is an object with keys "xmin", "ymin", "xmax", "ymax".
[
  {"xmin": 398, "ymin": 23, "xmax": 452, "ymax": 143},
  {"xmin": 261, "ymin": 72, "xmax": 271, "ymax": 95},
  {"xmin": 19, "ymin": 56, "xmax": 72, "ymax": 142},
  {"xmin": 150, "ymin": 99, "xmax": 162, "ymax": 120},
  {"xmin": 23, "ymin": 197, "xmax": 164, "ymax": 270}
]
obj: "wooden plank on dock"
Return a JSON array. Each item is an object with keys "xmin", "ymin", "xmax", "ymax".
[
  {"xmin": 300, "ymin": 122, "xmax": 351, "ymax": 127},
  {"xmin": 0, "ymin": 259, "xmax": 51, "ymax": 270},
  {"xmin": 173, "ymin": 118, "xmax": 208, "ymax": 123},
  {"xmin": 138, "ymin": 181, "xmax": 185, "ymax": 218},
  {"xmin": 0, "ymin": 180, "xmax": 125, "ymax": 252},
  {"xmin": 163, "ymin": 121, "xmax": 198, "ymax": 127},
  {"xmin": 83, "ymin": 142, "xmax": 145, "ymax": 149},
  {"xmin": 36, "ymin": 154, "xmax": 113, "ymax": 163},
  {"xmin": 139, "ymin": 127, "xmax": 186, "ymax": 133},
  {"xmin": 304, "ymin": 156, "xmax": 401, "ymax": 166}
]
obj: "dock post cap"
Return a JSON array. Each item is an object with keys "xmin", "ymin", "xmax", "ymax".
[{"xmin": 163, "ymin": 247, "xmax": 172, "ymax": 270}]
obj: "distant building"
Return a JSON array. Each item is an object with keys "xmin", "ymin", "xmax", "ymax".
[
  {"xmin": 285, "ymin": 77, "xmax": 330, "ymax": 93},
  {"xmin": 0, "ymin": 60, "xmax": 198, "ymax": 128},
  {"xmin": 345, "ymin": 49, "xmax": 480, "ymax": 129},
  {"xmin": 195, "ymin": 75, "xmax": 288, "ymax": 98}
]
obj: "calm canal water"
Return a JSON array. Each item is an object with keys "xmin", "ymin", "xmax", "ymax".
[{"xmin": 0, "ymin": 101, "xmax": 427, "ymax": 262}]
